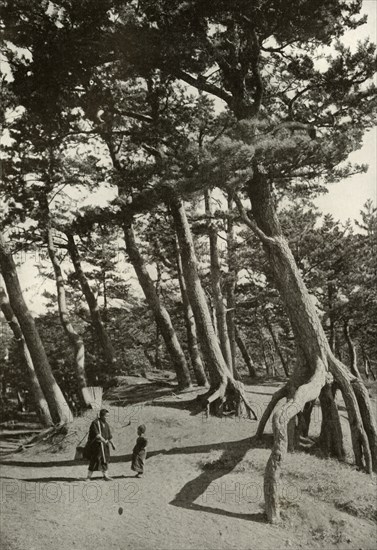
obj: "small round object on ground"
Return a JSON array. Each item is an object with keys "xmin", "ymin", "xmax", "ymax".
[{"xmin": 118, "ymin": 507, "xmax": 123, "ymax": 515}]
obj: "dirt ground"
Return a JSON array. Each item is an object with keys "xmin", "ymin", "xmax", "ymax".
[{"xmin": 1, "ymin": 379, "xmax": 376, "ymax": 550}]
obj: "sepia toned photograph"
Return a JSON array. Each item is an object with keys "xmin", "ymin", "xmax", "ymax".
[{"xmin": 0, "ymin": 1, "xmax": 376, "ymax": 549}]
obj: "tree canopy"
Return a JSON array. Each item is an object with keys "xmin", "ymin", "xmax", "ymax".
[{"xmin": 1, "ymin": 0, "xmax": 376, "ymax": 524}]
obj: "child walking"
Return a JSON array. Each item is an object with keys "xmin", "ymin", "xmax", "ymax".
[{"xmin": 131, "ymin": 424, "xmax": 147, "ymax": 478}]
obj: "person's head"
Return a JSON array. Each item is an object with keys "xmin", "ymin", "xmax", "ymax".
[
  {"xmin": 99, "ymin": 408, "xmax": 109, "ymax": 420},
  {"xmin": 137, "ymin": 424, "xmax": 146, "ymax": 436}
]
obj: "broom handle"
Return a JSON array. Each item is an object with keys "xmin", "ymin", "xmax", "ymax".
[{"xmin": 98, "ymin": 420, "xmax": 106, "ymax": 463}]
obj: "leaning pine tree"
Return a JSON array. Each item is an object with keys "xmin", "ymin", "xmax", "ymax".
[
  {"xmin": 0, "ymin": 283, "xmax": 53, "ymax": 426},
  {"xmin": 170, "ymin": 194, "xmax": 257, "ymax": 417},
  {"xmin": 2, "ymin": 0, "xmax": 376, "ymax": 523},
  {"xmin": 0, "ymin": 233, "xmax": 72, "ymax": 425},
  {"xmin": 163, "ymin": 11, "xmax": 377, "ymax": 522},
  {"xmin": 110, "ymin": 0, "xmax": 377, "ymax": 522}
]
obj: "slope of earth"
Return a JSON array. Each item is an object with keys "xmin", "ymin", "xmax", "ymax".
[{"xmin": 1, "ymin": 378, "xmax": 376, "ymax": 550}]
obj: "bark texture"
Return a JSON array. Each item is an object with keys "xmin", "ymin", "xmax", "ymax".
[
  {"xmin": 255, "ymin": 384, "xmax": 289, "ymax": 439},
  {"xmin": 66, "ymin": 233, "xmax": 117, "ymax": 368},
  {"xmin": 47, "ymin": 228, "xmax": 90, "ymax": 407},
  {"xmin": 328, "ymin": 281, "xmax": 337, "ymax": 353},
  {"xmin": 226, "ymin": 195, "xmax": 241, "ymax": 380},
  {"xmin": 264, "ymin": 313, "xmax": 289, "ymax": 377},
  {"xmin": 264, "ymin": 361, "xmax": 326, "ymax": 523},
  {"xmin": 343, "ymin": 319, "xmax": 361, "ymax": 378},
  {"xmin": 233, "ymin": 166, "xmax": 377, "ymax": 522},
  {"xmin": 171, "ymin": 197, "xmax": 233, "ymax": 388},
  {"xmin": 123, "ymin": 221, "xmax": 192, "ymax": 389},
  {"xmin": 205, "ymin": 190, "xmax": 233, "ymax": 372},
  {"xmin": 235, "ymin": 326, "xmax": 257, "ymax": 378},
  {"xmin": 362, "ymin": 349, "xmax": 376, "ymax": 381},
  {"xmin": 176, "ymin": 240, "xmax": 208, "ymax": 386},
  {"xmin": 0, "ymin": 233, "xmax": 72, "ymax": 424},
  {"xmin": 0, "ymin": 284, "xmax": 53, "ymax": 426},
  {"xmin": 170, "ymin": 196, "xmax": 257, "ymax": 418}
]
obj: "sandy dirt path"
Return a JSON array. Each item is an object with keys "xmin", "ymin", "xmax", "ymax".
[{"xmin": 1, "ymin": 382, "xmax": 376, "ymax": 550}]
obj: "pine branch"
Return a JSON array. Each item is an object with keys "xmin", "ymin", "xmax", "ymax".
[
  {"xmin": 173, "ymin": 69, "xmax": 232, "ymax": 106},
  {"xmin": 231, "ymin": 192, "xmax": 276, "ymax": 246}
]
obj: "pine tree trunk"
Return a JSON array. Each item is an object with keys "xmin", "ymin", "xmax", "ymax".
[
  {"xmin": 301, "ymin": 400, "xmax": 315, "ymax": 438},
  {"xmin": 204, "ymin": 190, "xmax": 233, "ymax": 372},
  {"xmin": 102, "ymin": 266, "xmax": 108, "ymax": 321},
  {"xmin": 154, "ymin": 263, "xmax": 162, "ymax": 370},
  {"xmin": 46, "ymin": 228, "xmax": 90, "ymax": 408},
  {"xmin": 328, "ymin": 281, "xmax": 337, "ymax": 353},
  {"xmin": 256, "ymin": 320, "xmax": 272, "ymax": 376},
  {"xmin": 0, "ymin": 233, "xmax": 72, "ymax": 424},
  {"xmin": 235, "ymin": 326, "xmax": 257, "ymax": 377},
  {"xmin": 264, "ymin": 314, "xmax": 289, "ymax": 377},
  {"xmin": 335, "ymin": 337, "xmax": 343, "ymax": 361},
  {"xmin": 0, "ymin": 284, "xmax": 53, "ymax": 426},
  {"xmin": 259, "ymin": 329, "xmax": 270, "ymax": 375},
  {"xmin": 343, "ymin": 319, "xmax": 361, "ymax": 378},
  {"xmin": 361, "ymin": 347, "xmax": 376, "ymax": 381},
  {"xmin": 123, "ymin": 221, "xmax": 192, "ymax": 389},
  {"xmin": 318, "ymin": 384, "xmax": 345, "ymax": 459},
  {"xmin": 266, "ymin": 339, "xmax": 276, "ymax": 377},
  {"xmin": 66, "ymin": 233, "xmax": 117, "ymax": 368},
  {"xmin": 241, "ymin": 167, "xmax": 377, "ymax": 522},
  {"xmin": 256, "ymin": 384, "xmax": 289, "ymax": 439},
  {"xmin": 226, "ymin": 195, "xmax": 241, "ymax": 379},
  {"xmin": 175, "ymin": 239, "xmax": 208, "ymax": 386},
  {"xmin": 154, "ymin": 323, "xmax": 162, "ymax": 369},
  {"xmin": 170, "ymin": 196, "xmax": 257, "ymax": 418},
  {"xmin": 171, "ymin": 197, "xmax": 231, "ymax": 389}
]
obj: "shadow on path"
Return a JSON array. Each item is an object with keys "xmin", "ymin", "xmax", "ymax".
[
  {"xmin": 0, "ymin": 435, "xmax": 272, "ymax": 468},
  {"xmin": 0, "ymin": 475, "xmax": 139, "ymax": 483},
  {"xmin": 107, "ymin": 382, "xmax": 179, "ymax": 407},
  {"xmin": 1, "ymin": 452, "xmax": 136, "ymax": 468},
  {"xmin": 1, "ymin": 435, "xmax": 271, "ymax": 523},
  {"xmin": 169, "ymin": 436, "xmax": 270, "ymax": 523}
]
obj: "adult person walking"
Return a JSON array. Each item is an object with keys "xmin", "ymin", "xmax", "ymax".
[{"xmin": 86, "ymin": 408, "xmax": 115, "ymax": 481}]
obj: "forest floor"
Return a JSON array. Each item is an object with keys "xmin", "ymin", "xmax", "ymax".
[{"xmin": 1, "ymin": 376, "xmax": 376, "ymax": 550}]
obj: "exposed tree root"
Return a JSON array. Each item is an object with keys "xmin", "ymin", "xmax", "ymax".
[
  {"xmin": 264, "ymin": 359, "xmax": 326, "ymax": 523},
  {"xmin": 329, "ymin": 355, "xmax": 374, "ymax": 473},
  {"xmin": 259, "ymin": 351, "xmax": 376, "ymax": 474},
  {"xmin": 351, "ymin": 377, "xmax": 377, "ymax": 472},
  {"xmin": 235, "ymin": 380, "xmax": 259, "ymax": 420},
  {"xmin": 292, "ymin": 399, "xmax": 316, "ymax": 450},
  {"xmin": 200, "ymin": 378, "xmax": 258, "ymax": 419},
  {"xmin": 256, "ymin": 384, "xmax": 289, "ymax": 439},
  {"xmin": 16, "ymin": 423, "xmax": 69, "ymax": 451}
]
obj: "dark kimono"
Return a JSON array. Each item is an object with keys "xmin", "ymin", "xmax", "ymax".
[
  {"xmin": 131, "ymin": 435, "xmax": 147, "ymax": 473},
  {"xmin": 87, "ymin": 419, "xmax": 112, "ymax": 472}
]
